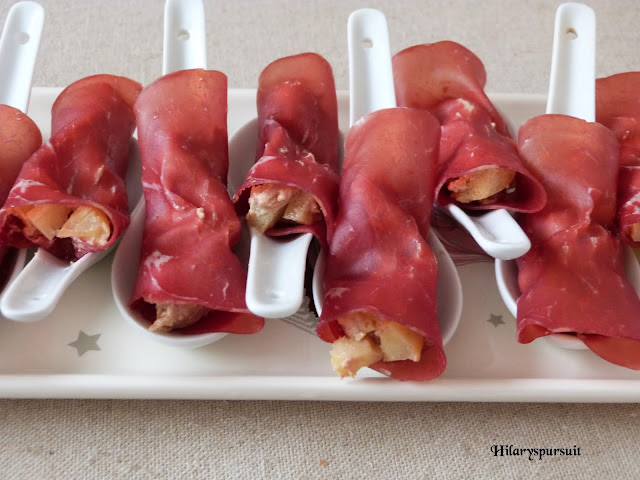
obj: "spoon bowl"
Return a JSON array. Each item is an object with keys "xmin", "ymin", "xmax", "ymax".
[{"xmin": 111, "ymin": 201, "xmax": 230, "ymax": 348}]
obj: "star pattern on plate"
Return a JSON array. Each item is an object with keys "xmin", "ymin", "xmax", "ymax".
[
  {"xmin": 487, "ymin": 313, "xmax": 505, "ymax": 327},
  {"xmin": 68, "ymin": 331, "xmax": 101, "ymax": 356}
]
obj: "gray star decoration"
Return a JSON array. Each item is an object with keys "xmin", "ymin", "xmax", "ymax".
[
  {"xmin": 68, "ymin": 331, "xmax": 101, "ymax": 356},
  {"xmin": 487, "ymin": 314, "xmax": 505, "ymax": 327}
]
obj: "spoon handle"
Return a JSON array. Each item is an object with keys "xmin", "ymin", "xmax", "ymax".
[
  {"xmin": 348, "ymin": 8, "xmax": 395, "ymax": 125},
  {"xmin": 0, "ymin": 2, "xmax": 44, "ymax": 314},
  {"xmin": 0, "ymin": 1, "xmax": 44, "ymax": 112},
  {"xmin": 1, "ymin": 249, "xmax": 107, "ymax": 322},
  {"xmin": 546, "ymin": 2, "xmax": 595, "ymax": 121},
  {"xmin": 245, "ymin": 229, "xmax": 313, "ymax": 318},
  {"xmin": 163, "ymin": 0, "xmax": 206, "ymax": 75}
]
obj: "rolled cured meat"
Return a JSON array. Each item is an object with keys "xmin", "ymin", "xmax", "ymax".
[
  {"xmin": 0, "ymin": 75, "xmax": 141, "ymax": 261},
  {"xmin": 516, "ymin": 114, "xmax": 640, "ymax": 370},
  {"xmin": 0, "ymin": 106, "xmax": 42, "ymax": 276},
  {"xmin": 130, "ymin": 69, "xmax": 264, "ymax": 335},
  {"xmin": 233, "ymin": 53, "xmax": 340, "ymax": 245},
  {"xmin": 317, "ymin": 108, "xmax": 444, "ymax": 381},
  {"xmin": 393, "ymin": 42, "xmax": 546, "ymax": 212},
  {"xmin": 596, "ymin": 72, "xmax": 640, "ymax": 246}
]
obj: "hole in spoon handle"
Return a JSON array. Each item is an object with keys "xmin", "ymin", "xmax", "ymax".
[
  {"xmin": 163, "ymin": 0, "xmax": 207, "ymax": 75},
  {"xmin": 0, "ymin": 1, "xmax": 45, "ymax": 112},
  {"xmin": 546, "ymin": 3, "xmax": 595, "ymax": 121},
  {"xmin": 347, "ymin": 8, "xmax": 396, "ymax": 126}
]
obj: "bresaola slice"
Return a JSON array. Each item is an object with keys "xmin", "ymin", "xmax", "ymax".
[
  {"xmin": 0, "ymin": 105, "xmax": 42, "ymax": 277},
  {"xmin": 432, "ymin": 98, "xmax": 546, "ymax": 212},
  {"xmin": 516, "ymin": 114, "xmax": 640, "ymax": 370},
  {"xmin": 0, "ymin": 75, "xmax": 141, "ymax": 261},
  {"xmin": 393, "ymin": 41, "xmax": 510, "ymax": 136},
  {"xmin": 317, "ymin": 108, "xmax": 444, "ymax": 381},
  {"xmin": 130, "ymin": 69, "xmax": 263, "ymax": 335},
  {"xmin": 393, "ymin": 42, "xmax": 546, "ymax": 212},
  {"xmin": 596, "ymin": 72, "xmax": 640, "ymax": 246},
  {"xmin": 233, "ymin": 52, "xmax": 340, "ymax": 245}
]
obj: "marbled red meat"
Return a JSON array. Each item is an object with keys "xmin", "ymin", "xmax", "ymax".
[
  {"xmin": 393, "ymin": 42, "xmax": 546, "ymax": 212},
  {"xmin": 516, "ymin": 114, "xmax": 640, "ymax": 369},
  {"xmin": 596, "ymin": 72, "xmax": 640, "ymax": 246},
  {"xmin": 318, "ymin": 108, "xmax": 444, "ymax": 381},
  {"xmin": 233, "ymin": 53, "xmax": 340, "ymax": 245},
  {"xmin": 130, "ymin": 69, "xmax": 263, "ymax": 335},
  {"xmin": 0, "ymin": 105, "xmax": 42, "ymax": 272},
  {"xmin": 0, "ymin": 75, "xmax": 141, "ymax": 261}
]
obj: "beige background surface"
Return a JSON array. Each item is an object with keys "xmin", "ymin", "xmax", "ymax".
[{"xmin": 1, "ymin": 0, "xmax": 640, "ymax": 479}]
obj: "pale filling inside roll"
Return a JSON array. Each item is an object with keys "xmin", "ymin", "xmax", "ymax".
[
  {"xmin": 246, "ymin": 184, "xmax": 321, "ymax": 233},
  {"xmin": 12, "ymin": 204, "xmax": 111, "ymax": 247},
  {"xmin": 148, "ymin": 303, "xmax": 210, "ymax": 333},
  {"xmin": 330, "ymin": 311, "xmax": 424, "ymax": 378},
  {"xmin": 446, "ymin": 167, "xmax": 516, "ymax": 204},
  {"xmin": 628, "ymin": 223, "xmax": 640, "ymax": 243}
]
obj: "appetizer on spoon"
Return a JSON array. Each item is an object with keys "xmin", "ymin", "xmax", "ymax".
[
  {"xmin": 0, "ymin": 3, "xmax": 141, "ymax": 324},
  {"xmin": 495, "ymin": 2, "xmax": 640, "ymax": 364},
  {"xmin": 393, "ymin": 42, "xmax": 547, "ymax": 261},
  {"xmin": 313, "ymin": 8, "xmax": 462, "ymax": 380},
  {"xmin": 231, "ymin": 53, "xmax": 341, "ymax": 319},
  {"xmin": 0, "ymin": 1, "xmax": 44, "ymax": 296},
  {"xmin": 111, "ymin": 0, "xmax": 264, "ymax": 348},
  {"xmin": 0, "ymin": 74, "xmax": 142, "ymax": 323}
]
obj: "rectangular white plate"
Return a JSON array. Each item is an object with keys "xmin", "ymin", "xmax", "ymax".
[{"xmin": 1, "ymin": 87, "xmax": 639, "ymax": 402}]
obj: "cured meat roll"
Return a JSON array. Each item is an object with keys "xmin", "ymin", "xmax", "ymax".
[
  {"xmin": 0, "ymin": 106, "xmax": 42, "ymax": 273},
  {"xmin": 596, "ymin": 72, "xmax": 640, "ymax": 246},
  {"xmin": 516, "ymin": 114, "xmax": 640, "ymax": 370},
  {"xmin": 233, "ymin": 53, "xmax": 340, "ymax": 245},
  {"xmin": 393, "ymin": 42, "xmax": 546, "ymax": 212},
  {"xmin": 130, "ymin": 69, "xmax": 264, "ymax": 335},
  {"xmin": 317, "ymin": 108, "xmax": 444, "ymax": 381},
  {"xmin": 0, "ymin": 75, "xmax": 141, "ymax": 261}
]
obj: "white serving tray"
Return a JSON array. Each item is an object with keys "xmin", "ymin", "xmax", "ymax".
[{"xmin": 1, "ymin": 87, "xmax": 639, "ymax": 402}]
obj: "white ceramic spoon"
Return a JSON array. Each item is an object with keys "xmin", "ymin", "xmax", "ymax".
[
  {"xmin": 445, "ymin": 205, "xmax": 530, "ymax": 261},
  {"xmin": 238, "ymin": 89, "xmax": 318, "ymax": 315},
  {"xmin": 111, "ymin": 0, "xmax": 229, "ymax": 348},
  {"xmin": 495, "ymin": 2, "xmax": 640, "ymax": 350},
  {"xmin": 0, "ymin": 0, "xmax": 151, "ymax": 322},
  {"xmin": 2, "ymin": 0, "xmax": 209, "ymax": 324},
  {"xmin": 0, "ymin": 1, "xmax": 43, "ymax": 110},
  {"xmin": 437, "ymin": 63, "xmax": 531, "ymax": 260},
  {"xmin": 0, "ymin": 2, "xmax": 44, "ymax": 305},
  {"xmin": 312, "ymin": 8, "xmax": 463, "ymax": 345},
  {"xmin": 245, "ymin": 228, "xmax": 312, "ymax": 318},
  {"xmin": 1, "ymin": 151, "xmax": 142, "ymax": 323},
  {"xmin": 0, "ymin": 2, "xmax": 44, "ymax": 295}
]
